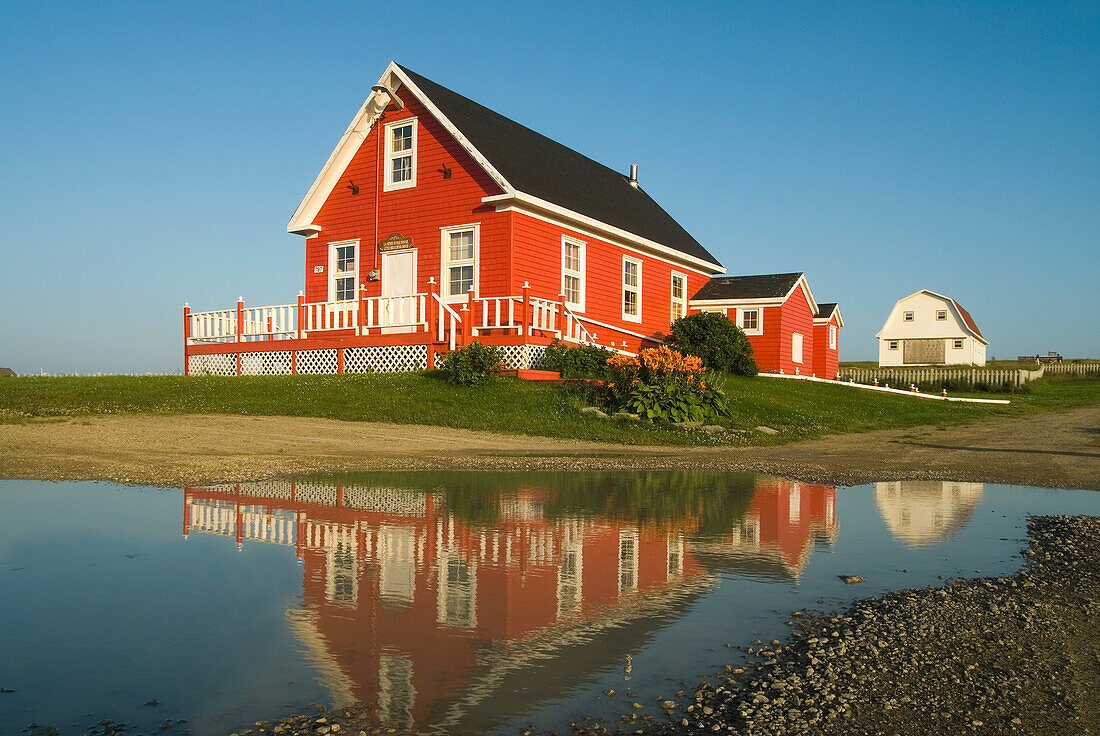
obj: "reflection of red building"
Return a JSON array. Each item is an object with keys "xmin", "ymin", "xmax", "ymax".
[
  {"xmin": 690, "ymin": 479, "xmax": 837, "ymax": 579},
  {"xmin": 182, "ymin": 476, "xmax": 836, "ymax": 730}
]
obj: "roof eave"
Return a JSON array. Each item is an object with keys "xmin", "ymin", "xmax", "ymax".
[{"xmin": 484, "ymin": 192, "xmax": 725, "ymax": 275}]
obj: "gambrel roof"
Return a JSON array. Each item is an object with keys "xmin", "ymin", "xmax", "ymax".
[
  {"xmin": 288, "ymin": 62, "xmax": 724, "ymax": 273},
  {"xmin": 875, "ymin": 289, "xmax": 987, "ymax": 344}
]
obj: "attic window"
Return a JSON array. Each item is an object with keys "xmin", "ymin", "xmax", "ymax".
[
  {"xmin": 903, "ymin": 311, "xmax": 914, "ymax": 322},
  {"xmin": 384, "ymin": 118, "xmax": 417, "ymax": 191},
  {"xmin": 936, "ymin": 310, "xmax": 947, "ymax": 321}
]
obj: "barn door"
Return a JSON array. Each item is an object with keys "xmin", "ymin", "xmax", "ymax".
[
  {"xmin": 381, "ymin": 250, "xmax": 417, "ymax": 334},
  {"xmin": 903, "ymin": 339, "xmax": 945, "ymax": 365}
]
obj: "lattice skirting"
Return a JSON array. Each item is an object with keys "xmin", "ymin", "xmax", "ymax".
[
  {"xmin": 435, "ymin": 344, "xmax": 549, "ymax": 371},
  {"xmin": 345, "ymin": 345, "xmax": 427, "ymax": 373},
  {"xmin": 188, "ymin": 353, "xmax": 237, "ymax": 376},
  {"xmin": 241, "ymin": 351, "xmax": 293, "ymax": 375}
]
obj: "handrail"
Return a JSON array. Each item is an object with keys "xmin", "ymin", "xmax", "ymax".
[
  {"xmin": 431, "ymin": 292, "xmax": 462, "ymax": 350},
  {"xmin": 561, "ymin": 302, "xmax": 597, "ymax": 345}
]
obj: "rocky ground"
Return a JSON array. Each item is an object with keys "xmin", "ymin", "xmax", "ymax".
[{"xmin": 571, "ymin": 515, "xmax": 1100, "ymax": 736}]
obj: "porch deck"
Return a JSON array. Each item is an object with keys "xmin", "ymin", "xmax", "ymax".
[{"xmin": 183, "ymin": 279, "xmax": 654, "ymax": 376}]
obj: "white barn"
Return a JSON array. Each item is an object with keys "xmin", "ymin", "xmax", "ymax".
[{"xmin": 876, "ymin": 290, "xmax": 988, "ymax": 366}]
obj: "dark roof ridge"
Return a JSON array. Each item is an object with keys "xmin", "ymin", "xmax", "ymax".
[{"xmin": 395, "ymin": 63, "xmax": 722, "ymax": 269}]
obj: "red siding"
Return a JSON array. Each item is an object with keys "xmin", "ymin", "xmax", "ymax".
[
  {"xmin": 812, "ymin": 313, "xmax": 840, "ymax": 378},
  {"xmin": 512, "ymin": 213, "xmax": 713, "ymax": 352},
  {"xmin": 306, "ymin": 93, "xmax": 507, "ymax": 304},
  {"xmin": 777, "ymin": 285, "xmax": 815, "ymax": 374}
]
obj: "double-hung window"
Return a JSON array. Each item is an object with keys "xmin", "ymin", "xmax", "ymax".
[
  {"xmin": 329, "ymin": 240, "xmax": 358, "ymax": 302},
  {"xmin": 384, "ymin": 118, "xmax": 417, "ymax": 191},
  {"xmin": 622, "ymin": 256, "xmax": 641, "ymax": 322},
  {"xmin": 936, "ymin": 310, "xmax": 947, "ymax": 321},
  {"xmin": 903, "ymin": 311, "xmax": 914, "ymax": 322},
  {"xmin": 739, "ymin": 308, "xmax": 761, "ymax": 334},
  {"xmin": 670, "ymin": 272, "xmax": 687, "ymax": 325},
  {"xmin": 441, "ymin": 224, "xmax": 478, "ymax": 300},
  {"xmin": 562, "ymin": 237, "xmax": 585, "ymax": 310}
]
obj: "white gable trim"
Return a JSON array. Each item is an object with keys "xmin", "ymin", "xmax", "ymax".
[
  {"xmin": 485, "ymin": 192, "xmax": 725, "ymax": 275},
  {"xmin": 875, "ymin": 289, "xmax": 986, "ymax": 344},
  {"xmin": 813, "ymin": 305, "xmax": 844, "ymax": 327},
  {"xmin": 287, "ymin": 62, "xmax": 516, "ymax": 236}
]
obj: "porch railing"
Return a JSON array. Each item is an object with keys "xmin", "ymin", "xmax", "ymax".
[{"xmin": 185, "ymin": 281, "xmax": 650, "ymax": 355}]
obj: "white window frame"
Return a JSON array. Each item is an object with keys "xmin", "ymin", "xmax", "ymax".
[
  {"xmin": 792, "ymin": 332, "xmax": 804, "ymax": 364},
  {"xmin": 440, "ymin": 223, "xmax": 479, "ymax": 302},
  {"xmin": 670, "ymin": 271, "xmax": 687, "ymax": 325},
  {"xmin": 328, "ymin": 239, "xmax": 359, "ymax": 303},
  {"xmin": 936, "ymin": 310, "xmax": 947, "ymax": 321},
  {"xmin": 903, "ymin": 311, "xmax": 914, "ymax": 322},
  {"xmin": 888, "ymin": 340, "xmax": 899, "ymax": 350},
  {"xmin": 383, "ymin": 118, "xmax": 417, "ymax": 192},
  {"xmin": 561, "ymin": 236, "xmax": 586, "ymax": 311},
  {"xmin": 738, "ymin": 308, "xmax": 762, "ymax": 335},
  {"xmin": 622, "ymin": 256, "xmax": 642, "ymax": 323},
  {"xmin": 953, "ymin": 339, "xmax": 964, "ymax": 349},
  {"xmin": 829, "ymin": 324, "xmax": 838, "ymax": 349}
]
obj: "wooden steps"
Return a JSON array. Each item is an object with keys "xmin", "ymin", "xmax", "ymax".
[{"xmin": 500, "ymin": 368, "xmax": 562, "ymax": 382}]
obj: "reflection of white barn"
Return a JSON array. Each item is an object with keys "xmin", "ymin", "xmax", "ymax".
[
  {"xmin": 876, "ymin": 290, "xmax": 988, "ymax": 366},
  {"xmin": 875, "ymin": 481, "xmax": 984, "ymax": 546}
]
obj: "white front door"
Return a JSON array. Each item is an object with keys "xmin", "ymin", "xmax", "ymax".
[{"xmin": 381, "ymin": 250, "xmax": 417, "ymax": 333}]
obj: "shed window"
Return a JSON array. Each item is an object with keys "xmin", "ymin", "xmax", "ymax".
[
  {"xmin": 936, "ymin": 310, "xmax": 947, "ymax": 321},
  {"xmin": 903, "ymin": 311, "xmax": 914, "ymax": 322},
  {"xmin": 740, "ymin": 309, "xmax": 760, "ymax": 333},
  {"xmin": 829, "ymin": 324, "xmax": 838, "ymax": 349},
  {"xmin": 888, "ymin": 340, "xmax": 899, "ymax": 350},
  {"xmin": 953, "ymin": 339, "xmax": 964, "ymax": 349}
]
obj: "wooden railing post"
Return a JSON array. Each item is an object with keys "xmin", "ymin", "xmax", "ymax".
[
  {"xmin": 521, "ymin": 281, "xmax": 530, "ymax": 337},
  {"xmin": 428, "ymin": 277, "xmax": 439, "ymax": 338},
  {"xmin": 467, "ymin": 287, "xmax": 476, "ymax": 339},
  {"xmin": 183, "ymin": 303, "xmax": 191, "ymax": 375},
  {"xmin": 358, "ymin": 284, "xmax": 368, "ymax": 336},
  {"xmin": 236, "ymin": 297, "xmax": 244, "ymax": 343},
  {"xmin": 297, "ymin": 291, "xmax": 305, "ymax": 339},
  {"xmin": 459, "ymin": 304, "xmax": 470, "ymax": 347}
]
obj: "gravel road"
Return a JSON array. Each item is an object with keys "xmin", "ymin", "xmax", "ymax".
[{"xmin": 0, "ymin": 405, "xmax": 1097, "ymax": 489}]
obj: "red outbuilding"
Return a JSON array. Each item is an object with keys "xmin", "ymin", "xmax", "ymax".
[
  {"xmin": 183, "ymin": 62, "xmax": 840, "ymax": 376},
  {"xmin": 688, "ymin": 272, "xmax": 841, "ymax": 375}
]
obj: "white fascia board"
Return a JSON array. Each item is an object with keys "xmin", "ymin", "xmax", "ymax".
[
  {"xmin": 389, "ymin": 66, "xmax": 514, "ymax": 196},
  {"xmin": 689, "ymin": 298, "xmax": 784, "ymax": 309},
  {"xmin": 484, "ymin": 192, "xmax": 726, "ymax": 276},
  {"xmin": 287, "ymin": 62, "xmax": 516, "ymax": 236},
  {"xmin": 782, "ymin": 275, "xmax": 819, "ymax": 316}
]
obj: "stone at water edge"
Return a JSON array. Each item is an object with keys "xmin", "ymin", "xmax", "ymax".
[{"xmin": 839, "ymin": 575, "xmax": 866, "ymax": 585}]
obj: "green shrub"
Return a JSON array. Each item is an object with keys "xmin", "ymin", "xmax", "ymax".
[
  {"xmin": 669, "ymin": 311, "xmax": 758, "ymax": 376},
  {"xmin": 543, "ymin": 340, "xmax": 613, "ymax": 379},
  {"xmin": 606, "ymin": 345, "xmax": 731, "ymax": 422},
  {"xmin": 441, "ymin": 341, "xmax": 504, "ymax": 385}
]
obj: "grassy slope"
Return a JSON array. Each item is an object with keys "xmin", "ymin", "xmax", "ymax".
[{"xmin": 0, "ymin": 373, "xmax": 1096, "ymax": 446}]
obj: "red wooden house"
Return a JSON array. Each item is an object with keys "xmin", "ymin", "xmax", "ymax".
[
  {"xmin": 183, "ymin": 62, "xmax": 840, "ymax": 376},
  {"xmin": 688, "ymin": 273, "xmax": 842, "ymax": 375}
]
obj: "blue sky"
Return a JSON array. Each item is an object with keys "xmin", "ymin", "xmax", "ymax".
[{"xmin": 1, "ymin": 1, "xmax": 1097, "ymax": 374}]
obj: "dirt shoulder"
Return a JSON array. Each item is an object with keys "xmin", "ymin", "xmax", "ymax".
[{"xmin": 0, "ymin": 405, "xmax": 1096, "ymax": 489}]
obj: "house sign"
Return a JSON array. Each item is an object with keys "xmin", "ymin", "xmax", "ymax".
[{"xmin": 378, "ymin": 233, "xmax": 414, "ymax": 252}]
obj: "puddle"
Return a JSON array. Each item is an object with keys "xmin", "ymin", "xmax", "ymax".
[{"xmin": 1, "ymin": 473, "xmax": 1097, "ymax": 735}]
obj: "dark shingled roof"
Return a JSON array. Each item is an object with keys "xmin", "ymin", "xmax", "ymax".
[
  {"xmin": 397, "ymin": 65, "xmax": 722, "ymax": 269},
  {"xmin": 691, "ymin": 272, "xmax": 803, "ymax": 301},
  {"xmin": 815, "ymin": 302, "xmax": 838, "ymax": 319}
]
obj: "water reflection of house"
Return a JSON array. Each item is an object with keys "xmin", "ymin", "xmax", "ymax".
[
  {"xmin": 874, "ymin": 481, "xmax": 984, "ymax": 546},
  {"xmin": 182, "ymin": 475, "xmax": 837, "ymax": 731},
  {"xmin": 688, "ymin": 479, "xmax": 837, "ymax": 580}
]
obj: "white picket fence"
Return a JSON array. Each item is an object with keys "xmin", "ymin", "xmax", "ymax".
[{"xmin": 841, "ymin": 361, "xmax": 1100, "ymax": 389}]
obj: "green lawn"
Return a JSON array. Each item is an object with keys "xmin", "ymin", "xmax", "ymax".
[{"xmin": 0, "ymin": 372, "xmax": 1096, "ymax": 446}]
